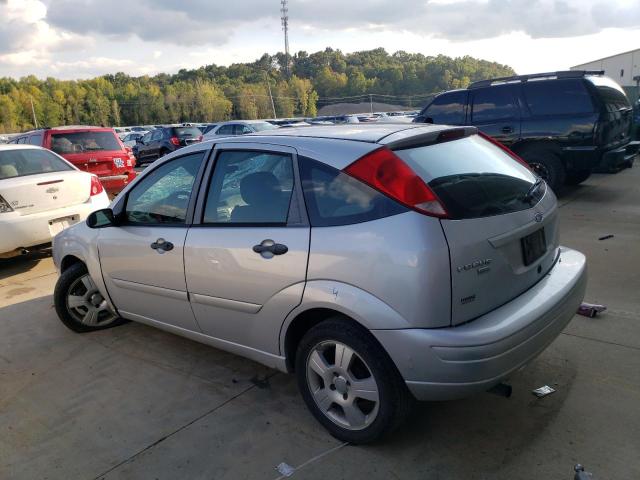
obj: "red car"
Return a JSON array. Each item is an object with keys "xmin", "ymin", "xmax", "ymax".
[{"xmin": 10, "ymin": 126, "xmax": 137, "ymax": 196}]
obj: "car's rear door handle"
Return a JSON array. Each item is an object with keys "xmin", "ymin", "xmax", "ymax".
[
  {"xmin": 501, "ymin": 126, "xmax": 514, "ymax": 134},
  {"xmin": 253, "ymin": 239, "xmax": 288, "ymax": 257},
  {"xmin": 150, "ymin": 238, "xmax": 174, "ymax": 253}
]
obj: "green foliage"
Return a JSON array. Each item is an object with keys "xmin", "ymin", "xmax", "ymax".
[{"xmin": 0, "ymin": 48, "xmax": 514, "ymax": 133}]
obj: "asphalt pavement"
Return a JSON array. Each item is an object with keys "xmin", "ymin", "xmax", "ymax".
[{"xmin": 1, "ymin": 167, "xmax": 639, "ymax": 480}]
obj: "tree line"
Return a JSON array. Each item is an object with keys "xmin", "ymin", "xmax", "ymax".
[{"xmin": 0, "ymin": 48, "xmax": 514, "ymax": 133}]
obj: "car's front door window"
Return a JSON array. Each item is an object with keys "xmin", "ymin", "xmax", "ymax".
[{"xmin": 125, "ymin": 152, "xmax": 204, "ymax": 225}]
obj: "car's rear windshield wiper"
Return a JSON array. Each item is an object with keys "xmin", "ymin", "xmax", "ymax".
[{"xmin": 523, "ymin": 178, "xmax": 544, "ymax": 203}]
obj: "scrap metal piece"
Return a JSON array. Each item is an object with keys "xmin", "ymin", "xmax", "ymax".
[
  {"xmin": 574, "ymin": 464, "xmax": 594, "ymax": 479},
  {"xmin": 276, "ymin": 462, "xmax": 295, "ymax": 477},
  {"xmin": 532, "ymin": 385, "xmax": 556, "ymax": 397},
  {"xmin": 577, "ymin": 302, "xmax": 607, "ymax": 318}
]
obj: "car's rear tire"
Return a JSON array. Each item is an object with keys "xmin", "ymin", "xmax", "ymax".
[
  {"xmin": 295, "ymin": 318, "xmax": 413, "ymax": 444},
  {"xmin": 519, "ymin": 149, "xmax": 566, "ymax": 192},
  {"xmin": 564, "ymin": 169, "xmax": 591, "ymax": 185},
  {"xmin": 54, "ymin": 263, "xmax": 125, "ymax": 333},
  {"xmin": 158, "ymin": 148, "xmax": 169, "ymax": 159}
]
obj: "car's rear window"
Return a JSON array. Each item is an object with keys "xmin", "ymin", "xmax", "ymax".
[
  {"xmin": 394, "ymin": 135, "xmax": 543, "ymax": 219},
  {"xmin": 50, "ymin": 131, "xmax": 121, "ymax": 154},
  {"xmin": 250, "ymin": 122, "xmax": 279, "ymax": 132},
  {"xmin": 523, "ymin": 79, "xmax": 594, "ymax": 116},
  {"xmin": 586, "ymin": 76, "xmax": 630, "ymax": 111},
  {"xmin": 0, "ymin": 149, "xmax": 73, "ymax": 179},
  {"xmin": 173, "ymin": 127, "xmax": 202, "ymax": 138}
]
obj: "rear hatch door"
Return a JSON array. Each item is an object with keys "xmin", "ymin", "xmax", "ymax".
[
  {"xmin": 394, "ymin": 133, "xmax": 560, "ymax": 325},
  {"xmin": 586, "ymin": 75, "xmax": 633, "ymax": 150},
  {"xmin": 0, "ymin": 148, "xmax": 90, "ymax": 215},
  {"xmin": 174, "ymin": 127, "xmax": 202, "ymax": 146}
]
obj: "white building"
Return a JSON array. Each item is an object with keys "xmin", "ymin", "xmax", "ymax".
[{"xmin": 571, "ymin": 48, "xmax": 640, "ymax": 102}]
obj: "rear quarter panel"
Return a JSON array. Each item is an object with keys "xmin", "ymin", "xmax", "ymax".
[{"xmin": 304, "ymin": 211, "xmax": 451, "ymax": 329}]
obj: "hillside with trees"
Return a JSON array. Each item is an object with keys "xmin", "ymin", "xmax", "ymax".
[{"xmin": 0, "ymin": 48, "xmax": 514, "ymax": 133}]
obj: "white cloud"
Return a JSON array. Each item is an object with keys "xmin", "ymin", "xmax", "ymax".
[{"xmin": 0, "ymin": 0, "xmax": 639, "ymax": 79}]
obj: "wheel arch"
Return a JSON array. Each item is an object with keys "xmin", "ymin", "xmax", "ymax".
[
  {"xmin": 510, "ymin": 139, "xmax": 563, "ymax": 158},
  {"xmin": 280, "ymin": 280, "xmax": 412, "ymax": 372},
  {"xmin": 60, "ymin": 254, "xmax": 84, "ymax": 273}
]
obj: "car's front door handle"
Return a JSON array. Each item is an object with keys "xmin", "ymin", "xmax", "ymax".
[
  {"xmin": 253, "ymin": 239, "xmax": 288, "ymax": 257},
  {"xmin": 501, "ymin": 126, "xmax": 514, "ymax": 134},
  {"xmin": 150, "ymin": 238, "xmax": 174, "ymax": 253}
]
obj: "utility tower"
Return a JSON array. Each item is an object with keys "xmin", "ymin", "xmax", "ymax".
[{"xmin": 280, "ymin": 0, "xmax": 290, "ymax": 77}]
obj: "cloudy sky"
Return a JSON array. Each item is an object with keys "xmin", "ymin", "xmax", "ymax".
[{"xmin": 1, "ymin": 0, "xmax": 639, "ymax": 80}]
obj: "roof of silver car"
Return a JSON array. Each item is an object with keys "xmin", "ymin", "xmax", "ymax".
[{"xmin": 248, "ymin": 123, "xmax": 453, "ymax": 144}]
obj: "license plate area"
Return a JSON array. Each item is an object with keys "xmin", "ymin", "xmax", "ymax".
[
  {"xmin": 48, "ymin": 215, "xmax": 79, "ymax": 236},
  {"xmin": 521, "ymin": 228, "xmax": 546, "ymax": 266}
]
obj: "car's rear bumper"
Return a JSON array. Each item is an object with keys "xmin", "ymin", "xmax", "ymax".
[
  {"xmin": 372, "ymin": 247, "xmax": 587, "ymax": 401},
  {"xmin": 0, "ymin": 193, "xmax": 110, "ymax": 256},
  {"xmin": 595, "ymin": 141, "xmax": 639, "ymax": 172},
  {"xmin": 99, "ymin": 171, "xmax": 137, "ymax": 195}
]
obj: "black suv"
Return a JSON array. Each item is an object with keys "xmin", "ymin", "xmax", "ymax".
[
  {"xmin": 133, "ymin": 126, "xmax": 202, "ymax": 165},
  {"xmin": 414, "ymin": 71, "xmax": 639, "ymax": 190}
]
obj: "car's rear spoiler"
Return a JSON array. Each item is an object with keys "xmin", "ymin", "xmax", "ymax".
[{"xmin": 382, "ymin": 126, "xmax": 478, "ymax": 150}]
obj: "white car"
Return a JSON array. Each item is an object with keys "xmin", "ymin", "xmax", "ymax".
[
  {"xmin": 121, "ymin": 132, "xmax": 148, "ymax": 148},
  {"xmin": 0, "ymin": 145, "xmax": 110, "ymax": 258}
]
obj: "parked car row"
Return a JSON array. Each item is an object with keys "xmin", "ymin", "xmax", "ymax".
[
  {"xmin": 413, "ymin": 70, "xmax": 639, "ymax": 191},
  {"xmin": 8, "ymin": 126, "xmax": 137, "ymax": 196}
]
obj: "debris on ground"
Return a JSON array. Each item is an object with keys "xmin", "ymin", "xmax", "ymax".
[
  {"xmin": 598, "ymin": 234, "xmax": 614, "ymax": 241},
  {"xmin": 577, "ymin": 302, "xmax": 607, "ymax": 318},
  {"xmin": 574, "ymin": 464, "xmax": 594, "ymax": 479},
  {"xmin": 532, "ymin": 385, "xmax": 556, "ymax": 397},
  {"xmin": 276, "ymin": 462, "xmax": 295, "ymax": 477}
]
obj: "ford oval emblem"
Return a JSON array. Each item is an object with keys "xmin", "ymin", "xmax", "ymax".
[{"xmin": 534, "ymin": 212, "xmax": 544, "ymax": 223}]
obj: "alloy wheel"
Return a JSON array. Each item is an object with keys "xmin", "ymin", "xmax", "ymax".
[
  {"xmin": 306, "ymin": 340, "xmax": 380, "ymax": 431},
  {"xmin": 66, "ymin": 274, "xmax": 117, "ymax": 327}
]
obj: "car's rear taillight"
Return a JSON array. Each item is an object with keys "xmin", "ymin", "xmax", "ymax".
[
  {"xmin": 344, "ymin": 147, "xmax": 448, "ymax": 218},
  {"xmin": 90, "ymin": 175, "xmax": 104, "ymax": 196},
  {"xmin": 477, "ymin": 132, "xmax": 531, "ymax": 170},
  {"xmin": 170, "ymin": 136, "xmax": 181, "ymax": 146},
  {"xmin": 0, "ymin": 194, "xmax": 14, "ymax": 213}
]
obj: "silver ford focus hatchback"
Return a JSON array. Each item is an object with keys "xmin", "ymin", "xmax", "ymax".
[{"xmin": 53, "ymin": 124, "xmax": 587, "ymax": 443}]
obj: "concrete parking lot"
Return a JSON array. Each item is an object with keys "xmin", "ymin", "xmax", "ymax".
[{"xmin": 1, "ymin": 168, "xmax": 639, "ymax": 480}]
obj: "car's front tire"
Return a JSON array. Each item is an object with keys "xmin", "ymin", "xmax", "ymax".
[
  {"xmin": 54, "ymin": 263, "xmax": 125, "ymax": 333},
  {"xmin": 295, "ymin": 318, "xmax": 413, "ymax": 444}
]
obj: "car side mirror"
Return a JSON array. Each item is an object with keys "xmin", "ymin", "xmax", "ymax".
[{"xmin": 87, "ymin": 208, "xmax": 117, "ymax": 229}]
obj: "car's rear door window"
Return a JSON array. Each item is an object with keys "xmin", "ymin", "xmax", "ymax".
[
  {"xmin": 0, "ymin": 149, "xmax": 73, "ymax": 179},
  {"xmin": 394, "ymin": 135, "xmax": 542, "ymax": 219},
  {"xmin": 202, "ymin": 150, "xmax": 294, "ymax": 224},
  {"xmin": 50, "ymin": 131, "xmax": 121, "ymax": 154},
  {"xmin": 471, "ymin": 86, "xmax": 518, "ymax": 123},
  {"xmin": 523, "ymin": 79, "xmax": 594, "ymax": 115}
]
